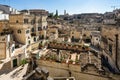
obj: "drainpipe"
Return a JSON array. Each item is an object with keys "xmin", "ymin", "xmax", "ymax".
[{"xmin": 115, "ymin": 34, "xmax": 119, "ymax": 70}]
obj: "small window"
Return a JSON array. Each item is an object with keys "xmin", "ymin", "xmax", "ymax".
[
  {"xmin": 24, "ymin": 19, "xmax": 28, "ymax": 24},
  {"xmin": 31, "ymin": 20, "xmax": 35, "ymax": 24},
  {"xmin": 43, "ymin": 26, "xmax": 46, "ymax": 29},
  {"xmin": 38, "ymin": 27, "xmax": 42, "ymax": 31},
  {"xmin": 83, "ymin": 34, "xmax": 86, "ymax": 37},
  {"xmin": 31, "ymin": 28, "xmax": 34, "ymax": 32},
  {"xmin": 17, "ymin": 29, "xmax": 21, "ymax": 33},
  {"xmin": 2, "ymin": 38, "xmax": 5, "ymax": 41},
  {"xmin": 28, "ymin": 40, "xmax": 30, "ymax": 45},
  {"xmin": 26, "ymin": 30, "xmax": 29, "ymax": 34},
  {"xmin": 34, "ymin": 37, "xmax": 36, "ymax": 42},
  {"xmin": 41, "ymin": 35, "xmax": 44, "ymax": 39},
  {"xmin": 12, "ymin": 47, "xmax": 14, "ymax": 53},
  {"xmin": 85, "ymin": 38, "xmax": 91, "ymax": 43},
  {"xmin": 96, "ymin": 38, "xmax": 98, "ymax": 40},
  {"xmin": 16, "ymin": 20, "xmax": 19, "ymax": 23},
  {"xmin": 71, "ymin": 36, "xmax": 74, "ymax": 42},
  {"xmin": 28, "ymin": 36, "xmax": 30, "ymax": 39}
]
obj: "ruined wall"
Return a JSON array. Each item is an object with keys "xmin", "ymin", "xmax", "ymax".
[{"xmin": 38, "ymin": 60, "xmax": 109, "ymax": 80}]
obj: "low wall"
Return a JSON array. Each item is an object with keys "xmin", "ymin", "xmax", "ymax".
[
  {"xmin": 31, "ymin": 42, "xmax": 40, "ymax": 50},
  {"xmin": 26, "ymin": 42, "xmax": 40, "ymax": 52}
]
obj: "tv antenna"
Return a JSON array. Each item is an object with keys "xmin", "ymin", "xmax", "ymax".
[{"xmin": 111, "ymin": 6, "xmax": 116, "ymax": 10}]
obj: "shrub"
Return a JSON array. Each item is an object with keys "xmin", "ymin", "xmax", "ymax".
[
  {"xmin": 69, "ymin": 60, "xmax": 73, "ymax": 64},
  {"xmin": 20, "ymin": 59, "xmax": 27, "ymax": 66}
]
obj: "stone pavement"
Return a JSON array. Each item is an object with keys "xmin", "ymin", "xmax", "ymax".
[{"xmin": 0, "ymin": 64, "xmax": 28, "ymax": 80}]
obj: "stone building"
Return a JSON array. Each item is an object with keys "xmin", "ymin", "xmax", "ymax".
[
  {"xmin": 20, "ymin": 9, "xmax": 48, "ymax": 42},
  {"xmin": 101, "ymin": 25, "xmax": 120, "ymax": 73},
  {"xmin": 103, "ymin": 12, "xmax": 116, "ymax": 25},
  {"xmin": 29, "ymin": 9, "xmax": 48, "ymax": 40},
  {"xmin": 0, "ymin": 20, "xmax": 14, "ymax": 59},
  {"xmin": 91, "ymin": 31, "xmax": 101, "ymax": 46},
  {"xmin": 0, "ymin": 33, "xmax": 26, "ymax": 69},
  {"xmin": 0, "ymin": 34, "xmax": 15, "ymax": 60},
  {"xmin": 0, "ymin": 20, "xmax": 9, "ymax": 33},
  {"xmin": 9, "ymin": 14, "xmax": 32, "ymax": 45},
  {"xmin": 0, "ymin": 17, "xmax": 28, "ymax": 70},
  {"xmin": 47, "ymin": 26, "xmax": 58, "ymax": 40},
  {"xmin": 9, "ymin": 9, "xmax": 48, "ymax": 53},
  {"xmin": 70, "ymin": 30, "xmax": 81, "ymax": 42}
]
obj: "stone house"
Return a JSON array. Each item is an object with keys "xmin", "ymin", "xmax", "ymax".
[
  {"xmin": 0, "ymin": 34, "xmax": 15, "ymax": 60},
  {"xmin": 9, "ymin": 14, "xmax": 32, "ymax": 45},
  {"xmin": 29, "ymin": 9, "xmax": 48, "ymax": 40},
  {"xmin": 101, "ymin": 25, "xmax": 120, "ymax": 73}
]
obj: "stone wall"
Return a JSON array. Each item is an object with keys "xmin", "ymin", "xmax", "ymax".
[
  {"xmin": 31, "ymin": 42, "xmax": 40, "ymax": 50},
  {"xmin": 101, "ymin": 26, "xmax": 120, "ymax": 71},
  {"xmin": 0, "ymin": 42, "xmax": 6, "ymax": 59}
]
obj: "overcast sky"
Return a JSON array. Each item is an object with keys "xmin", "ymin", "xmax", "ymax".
[{"xmin": 0, "ymin": 0, "xmax": 120, "ymax": 14}]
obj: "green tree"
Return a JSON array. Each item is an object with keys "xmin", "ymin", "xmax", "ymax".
[
  {"xmin": 20, "ymin": 59, "xmax": 27, "ymax": 66},
  {"xmin": 54, "ymin": 10, "xmax": 58, "ymax": 19}
]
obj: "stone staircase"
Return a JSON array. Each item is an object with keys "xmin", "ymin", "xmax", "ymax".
[{"xmin": 0, "ymin": 61, "xmax": 12, "ymax": 75}]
